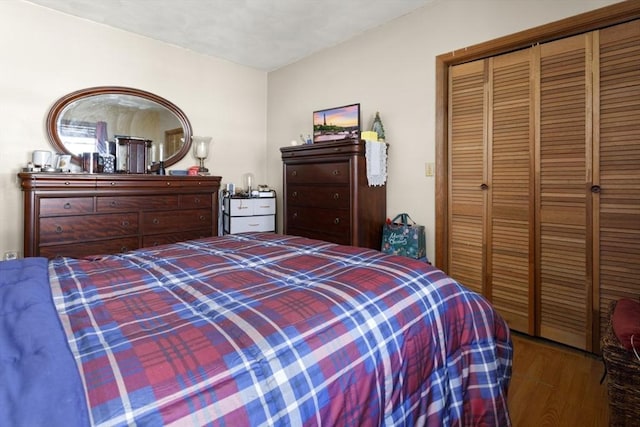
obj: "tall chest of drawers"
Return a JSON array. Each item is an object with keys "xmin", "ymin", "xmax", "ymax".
[
  {"xmin": 280, "ymin": 140, "xmax": 386, "ymax": 249},
  {"xmin": 19, "ymin": 173, "xmax": 222, "ymax": 258}
]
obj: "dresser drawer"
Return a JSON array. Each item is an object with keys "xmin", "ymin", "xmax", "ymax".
[
  {"xmin": 285, "ymin": 162, "xmax": 349, "ymax": 184},
  {"xmin": 286, "ymin": 227, "xmax": 351, "ymax": 246},
  {"xmin": 142, "ymin": 229, "xmax": 212, "ymax": 247},
  {"xmin": 97, "ymin": 195, "xmax": 179, "ymax": 212},
  {"xmin": 40, "ymin": 197, "xmax": 94, "ymax": 216},
  {"xmin": 225, "ymin": 214, "xmax": 275, "ymax": 234},
  {"xmin": 286, "ymin": 207, "xmax": 350, "ymax": 235},
  {"xmin": 142, "ymin": 209, "xmax": 212, "ymax": 234},
  {"xmin": 287, "ymin": 185, "xmax": 349, "ymax": 209},
  {"xmin": 39, "ymin": 237, "xmax": 139, "ymax": 258},
  {"xmin": 40, "ymin": 213, "xmax": 139, "ymax": 244},
  {"xmin": 180, "ymin": 193, "xmax": 212, "ymax": 209}
]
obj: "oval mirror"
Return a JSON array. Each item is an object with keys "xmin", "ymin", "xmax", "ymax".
[{"xmin": 46, "ymin": 86, "xmax": 192, "ymax": 170}]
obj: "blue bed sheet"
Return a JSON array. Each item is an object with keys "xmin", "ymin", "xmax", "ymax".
[{"xmin": 0, "ymin": 257, "xmax": 88, "ymax": 427}]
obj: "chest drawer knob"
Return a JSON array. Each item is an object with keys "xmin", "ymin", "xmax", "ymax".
[
  {"xmin": 121, "ymin": 220, "xmax": 130, "ymax": 227},
  {"xmin": 120, "ymin": 246, "xmax": 129, "ymax": 252},
  {"xmin": 332, "ymin": 170, "xmax": 340, "ymax": 176},
  {"xmin": 55, "ymin": 225, "xmax": 63, "ymax": 233},
  {"xmin": 333, "ymin": 218, "xmax": 340, "ymax": 225},
  {"xmin": 110, "ymin": 200, "xmax": 118, "ymax": 207},
  {"xmin": 293, "ymin": 212, "xmax": 298, "ymax": 219},
  {"xmin": 166, "ymin": 182, "xmax": 172, "ymax": 186},
  {"xmin": 291, "ymin": 170, "xmax": 297, "ymax": 177},
  {"xmin": 152, "ymin": 218, "xmax": 160, "ymax": 225},
  {"xmin": 63, "ymin": 202, "xmax": 71, "ymax": 209},
  {"xmin": 199, "ymin": 215, "xmax": 206, "ymax": 221},
  {"xmin": 333, "ymin": 193, "xmax": 340, "ymax": 200},
  {"xmin": 292, "ymin": 191, "xmax": 298, "ymax": 198},
  {"xmin": 64, "ymin": 181, "xmax": 71, "ymax": 186},
  {"xmin": 194, "ymin": 197, "xmax": 201, "ymax": 204},
  {"xmin": 110, "ymin": 182, "xmax": 116, "ymax": 186}
]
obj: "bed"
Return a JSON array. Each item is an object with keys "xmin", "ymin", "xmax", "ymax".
[{"xmin": 1, "ymin": 233, "xmax": 512, "ymax": 426}]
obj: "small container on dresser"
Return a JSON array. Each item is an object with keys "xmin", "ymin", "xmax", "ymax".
[
  {"xmin": 280, "ymin": 140, "xmax": 386, "ymax": 249},
  {"xmin": 19, "ymin": 173, "xmax": 222, "ymax": 259},
  {"xmin": 222, "ymin": 194, "xmax": 276, "ymax": 234}
]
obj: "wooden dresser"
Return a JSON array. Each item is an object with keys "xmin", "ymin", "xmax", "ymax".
[
  {"xmin": 19, "ymin": 173, "xmax": 222, "ymax": 258},
  {"xmin": 280, "ymin": 140, "xmax": 386, "ymax": 249}
]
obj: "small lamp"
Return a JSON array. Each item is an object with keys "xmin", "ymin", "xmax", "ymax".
[{"xmin": 192, "ymin": 136, "xmax": 212, "ymax": 173}]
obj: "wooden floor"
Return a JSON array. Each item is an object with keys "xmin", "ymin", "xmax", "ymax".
[{"xmin": 508, "ymin": 333, "xmax": 609, "ymax": 426}]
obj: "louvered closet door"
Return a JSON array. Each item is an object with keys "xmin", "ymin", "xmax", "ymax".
[
  {"xmin": 488, "ymin": 50, "xmax": 535, "ymax": 334},
  {"xmin": 537, "ymin": 34, "xmax": 593, "ymax": 350},
  {"xmin": 596, "ymin": 20, "xmax": 640, "ymax": 344},
  {"xmin": 448, "ymin": 60, "xmax": 486, "ymax": 294}
]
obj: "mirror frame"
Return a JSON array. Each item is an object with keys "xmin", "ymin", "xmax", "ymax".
[{"xmin": 46, "ymin": 86, "xmax": 192, "ymax": 169}]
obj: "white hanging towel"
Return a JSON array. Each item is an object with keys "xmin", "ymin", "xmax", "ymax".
[{"xmin": 365, "ymin": 140, "xmax": 387, "ymax": 186}]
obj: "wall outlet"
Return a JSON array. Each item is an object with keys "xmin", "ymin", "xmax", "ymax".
[
  {"xmin": 4, "ymin": 251, "xmax": 19, "ymax": 261},
  {"xmin": 425, "ymin": 162, "xmax": 435, "ymax": 177}
]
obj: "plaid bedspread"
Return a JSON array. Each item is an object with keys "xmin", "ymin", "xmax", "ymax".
[{"xmin": 49, "ymin": 233, "xmax": 512, "ymax": 426}]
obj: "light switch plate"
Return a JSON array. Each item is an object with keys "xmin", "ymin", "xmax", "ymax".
[{"xmin": 425, "ymin": 162, "xmax": 435, "ymax": 177}]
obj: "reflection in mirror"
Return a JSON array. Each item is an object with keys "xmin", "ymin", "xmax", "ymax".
[{"xmin": 47, "ymin": 87, "xmax": 192, "ymax": 171}]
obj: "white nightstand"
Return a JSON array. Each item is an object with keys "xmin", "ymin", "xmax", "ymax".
[{"xmin": 222, "ymin": 195, "xmax": 276, "ymax": 234}]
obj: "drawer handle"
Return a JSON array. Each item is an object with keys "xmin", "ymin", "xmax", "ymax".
[
  {"xmin": 153, "ymin": 241, "xmax": 160, "ymax": 246},
  {"xmin": 332, "ymin": 170, "xmax": 340, "ymax": 176},
  {"xmin": 64, "ymin": 181, "xmax": 71, "ymax": 186},
  {"xmin": 121, "ymin": 220, "xmax": 130, "ymax": 227},
  {"xmin": 249, "ymin": 223, "xmax": 259, "ymax": 227},
  {"xmin": 152, "ymin": 218, "xmax": 160, "ymax": 225},
  {"xmin": 110, "ymin": 200, "xmax": 118, "ymax": 207},
  {"xmin": 333, "ymin": 193, "xmax": 340, "ymax": 200},
  {"xmin": 110, "ymin": 182, "xmax": 116, "ymax": 186},
  {"xmin": 293, "ymin": 212, "xmax": 298, "ymax": 218},
  {"xmin": 199, "ymin": 215, "xmax": 206, "ymax": 221},
  {"xmin": 55, "ymin": 225, "xmax": 63, "ymax": 233},
  {"xmin": 120, "ymin": 246, "xmax": 129, "ymax": 252},
  {"xmin": 333, "ymin": 218, "xmax": 340, "ymax": 225},
  {"xmin": 291, "ymin": 170, "xmax": 297, "ymax": 177},
  {"xmin": 194, "ymin": 197, "xmax": 201, "ymax": 204},
  {"xmin": 166, "ymin": 182, "xmax": 171, "ymax": 186},
  {"xmin": 238, "ymin": 206, "xmax": 249, "ymax": 210},
  {"xmin": 292, "ymin": 191, "xmax": 298, "ymax": 198},
  {"xmin": 63, "ymin": 202, "xmax": 71, "ymax": 209},
  {"xmin": 259, "ymin": 205, "xmax": 270, "ymax": 209}
]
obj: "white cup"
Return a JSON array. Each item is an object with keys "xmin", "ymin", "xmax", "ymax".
[{"xmin": 32, "ymin": 150, "xmax": 52, "ymax": 167}]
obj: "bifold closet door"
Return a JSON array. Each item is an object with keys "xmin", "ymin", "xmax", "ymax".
[
  {"xmin": 596, "ymin": 20, "xmax": 640, "ymax": 344},
  {"xmin": 448, "ymin": 60, "xmax": 486, "ymax": 296},
  {"xmin": 449, "ymin": 51, "xmax": 534, "ymax": 334},
  {"xmin": 488, "ymin": 49, "xmax": 535, "ymax": 334},
  {"xmin": 536, "ymin": 33, "xmax": 593, "ymax": 350}
]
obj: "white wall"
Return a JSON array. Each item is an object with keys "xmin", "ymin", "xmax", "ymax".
[
  {"xmin": 266, "ymin": 0, "xmax": 619, "ymax": 263},
  {"xmin": 0, "ymin": 0, "xmax": 267, "ymax": 257}
]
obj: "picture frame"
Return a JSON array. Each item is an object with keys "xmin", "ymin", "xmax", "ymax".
[{"xmin": 313, "ymin": 103, "xmax": 360, "ymax": 143}]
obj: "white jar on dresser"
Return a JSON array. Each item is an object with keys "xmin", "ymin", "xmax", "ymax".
[{"xmin": 222, "ymin": 195, "xmax": 276, "ymax": 234}]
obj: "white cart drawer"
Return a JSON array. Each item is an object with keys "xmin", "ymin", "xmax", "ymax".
[
  {"xmin": 252, "ymin": 198, "xmax": 276, "ymax": 216},
  {"xmin": 228, "ymin": 215, "xmax": 275, "ymax": 233},
  {"xmin": 226, "ymin": 198, "xmax": 276, "ymax": 216}
]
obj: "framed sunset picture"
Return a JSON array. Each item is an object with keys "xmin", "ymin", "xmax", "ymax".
[{"xmin": 313, "ymin": 103, "xmax": 360, "ymax": 143}]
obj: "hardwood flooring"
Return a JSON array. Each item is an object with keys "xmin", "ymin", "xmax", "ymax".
[{"xmin": 508, "ymin": 333, "xmax": 609, "ymax": 426}]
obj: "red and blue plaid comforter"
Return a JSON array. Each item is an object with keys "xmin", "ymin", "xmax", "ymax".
[{"xmin": 49, "ymin": 233, "xmax": 512, "ymax": 426}]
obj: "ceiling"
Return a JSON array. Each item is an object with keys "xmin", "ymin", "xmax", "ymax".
[{"xmin": 25, "ymin": 0, "xmax": 434, "ymax": 71}]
